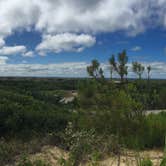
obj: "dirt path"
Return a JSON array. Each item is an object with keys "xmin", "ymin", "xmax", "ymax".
[{"xmin": 146, "ymin": 109, "xmax": 166, "ymax": 115}]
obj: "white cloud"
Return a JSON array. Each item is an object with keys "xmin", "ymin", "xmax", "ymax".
[
  {"xmin": 0, "ymin": 56, "xmax": 8, "ymax": 64},
  {"xmin": 0, "ymin": 0, "xmax": 166, "ymax": 56},
  {"xmin": 0, "ymin": 62, "xmax": 88, "ymax": 77},
  {"xmin": 131, "ymin": 46, "xmax": 142, "ymax": 52},
  {"xmin": 36, "ymin": 33, "xmax": 96, "ymax": 54},
  {"xmin": 0, "ymin": 46, "xmax": 26, "ymax": 56},
  {"xmin": 22, "ymin": 51, "xmax": 34, "ymax": 57},
  {"xmin": 0, "ymin": 38, "xmax": 5, "ymax": 48},
  {"xmin": 0, "ymin": 61, "xmax": 165, "ymax": 78},
  {"xmin": 0, "ymin": 0, "xmax": 166, "ymax": 38},
  {"xmin": 0, "ymin": 0, "xmax": 40, "ymax": 38}
]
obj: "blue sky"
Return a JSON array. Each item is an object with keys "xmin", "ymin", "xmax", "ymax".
[
  {"xmin": 5, "ymin": 28, "xmax": 166, "ymax": 64},
  {"xmin": 0, "ymin": 0, "xmax": 166, "ymax": 78}
]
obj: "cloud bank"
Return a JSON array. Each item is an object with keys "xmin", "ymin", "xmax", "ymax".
[{"xmin": 0, "ymin": 61, "xmax": 166, "ymax": 79}]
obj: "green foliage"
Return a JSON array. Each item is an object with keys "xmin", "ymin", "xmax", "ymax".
[
  {"xmin": 157, "ymin": 87, "xmax": 166, "ymax": 109},
  {"xmin": 132, "ymin": 62, "xmax": 145, "ymax": 79},
  {"xmin": 135, "ymin": 152, "xmax": 153, "ymax": 166},
  {"xmin": 17, "ymin": 156, "xmax": 51, "ymax": 166},
  {"xmin": 63, "ymin": 122, "xmax": 97, "ymax": 165},
  {"xmin": 0, "ymin": 85, "xmax": 73, "ymax": 138},
  {"xmin": 87, "ymin": 59, "xmax": 104, "ymax": 79},
  {"xmin": 0, "ymin": 78, "xmax": 77, "ymax": 165},
  {"xmin": 109, "ymin": 50, "xmax": 128, "ymax": 82},
  {"xmin": 0, "ymin": 139, "xmax": 15, "ymax": 165},
  {"xmin": 140, "ymin": 158, "xmax": 153, "ymax": 166},
  {"xmin": 160, "ymin": 158, "xmax": 166, "ymax": 166},
  {"xmin": 77, "ymin": 78, "xmax": 166, "ymax": 150},
  {"xmin": 0, "ymin": 136, "xmax": 54, "ymax": 166},
  {"xmin": 1, "ymin": 75, "xmax": 166, "ymax": 165}
]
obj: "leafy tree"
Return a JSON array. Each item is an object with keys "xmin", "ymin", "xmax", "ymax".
[
  {"xmin": 109, "ymin": 50, "xmax": 128, "ymax": 82},
  {"xmin": 87, "ymin": 59, "xmax": 104, "ymax": 79},
  {"xmin": 132, "ymin": 62, "xmax": 145, "ymax": 79}
]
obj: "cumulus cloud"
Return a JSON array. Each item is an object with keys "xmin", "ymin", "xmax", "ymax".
[
  {"xmin": 0, "ymin": 0, "xmax": 40, "ymax": 38},
  {"xmin": 0, "ymin": 0, "xmax": 166, "ymax": 55},
  {"xmin": 0, "ymin": 0, "xmax": 166, "ymax": 64},
  {"xmin": 131, "ymin": 46, "xmax": 142, "ymax": 51},
  {"xmin": 36, "ymin": 33, "xmax": 96, "ymax": 54},
  {"xmin": 0, "ymin": 46, "xmax": 26, "ymax": 56},
  {"xmin": 0, "ymin": 0, "xmax": 166, "ymax": 37}
]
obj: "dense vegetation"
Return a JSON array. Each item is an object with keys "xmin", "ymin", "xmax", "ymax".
[{"xmin": 1, "ymin": 51, "xmax": 166, "ymax": 165}]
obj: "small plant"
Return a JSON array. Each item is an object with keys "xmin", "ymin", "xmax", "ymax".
[
  {"xmin": 135, "ymin": 152, "xmax": 153, "ymax": 166},
  {"xmin": 89, "ymin": 151, "xmax": 101, "ymax": 166},
  {"xmin": 0, "ymin": 139, "xmax": 15, "ymax": 165},
  {"xmin": 17, "ymin": 155, "xmax": 51, "ymax": 166},
  {"xmin": 64, "ymin": 122, "xmax": 97, "ymax": 166},
  {"xmin": 58, "ymin": 157, "xmax": 72, "ymax": 166},
  {"xmin": 160, "ymin": 136, "xmax": 166, "ymax": 166},
  {"xmin": 160, "ymin": 158, "xmax": 166, "ymax": 166},
  {"xmin": 140, "ymin": 158, "xmax": 153, "ymax": 166}
]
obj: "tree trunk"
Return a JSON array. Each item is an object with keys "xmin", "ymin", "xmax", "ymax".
[{"xmin": 120, "ymin": 75, "xmax": 124, "ymax": 83}]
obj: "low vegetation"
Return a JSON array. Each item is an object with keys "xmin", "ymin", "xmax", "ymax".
[{"xmin": 0, "ymin": 51, "xmax": 166, "ymax": 165}]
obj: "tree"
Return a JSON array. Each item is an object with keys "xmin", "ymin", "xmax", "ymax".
[
  {"xmin": 87, "ymin": 59, "xmax": 104, "ymax": 79},
  {"xmin": 109, "ymin": 55, "xmax": 116, "ymax": 80},
  {"xmin": 132, "ymin": 62, "xmax": 145, "ymax": 79},
  {"xmin": 109, "ymin": 50, "xmax": 128, "ymax": 82},
  {"xmin": 99, "ymin": 68, "xmax": 104, "ymax": 79},
  {"xmin": 147, "ymin": 65, "xmax": 151, "ymax": 80}
]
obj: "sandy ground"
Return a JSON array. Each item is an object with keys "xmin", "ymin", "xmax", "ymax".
[
  {"xmin": 30, "ymin": 146, "xmax": 68, "ymax": 165},
  {"xmin": 28, "ymin": 146, "xmax": 163, "ymax": 166},
  {"xmin": 146, "ymin": 109, "xmax": 166, "ymax": 115},
  {"xmin": 98, "ymin": 150, "xmax": 163, "ymax": 166}
]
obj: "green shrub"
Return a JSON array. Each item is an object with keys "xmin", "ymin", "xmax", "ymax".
[
  {"xmin": 17, "ymin": 156, "xmax": 51, "ymax": 166},
  {"xmin": 0, "ymin": 139, "xmax": 15, "ymax": 164},
  {"xmin": 64, "ymin": 122, "xmax": 97, "ymax": 165},
  {"xmin": 140, "ymin": 158, "xmax": 153, "ymax": 166},
  {"xmin": 160, "ymin": 157, "xmax": 166, "ymax": 166}
]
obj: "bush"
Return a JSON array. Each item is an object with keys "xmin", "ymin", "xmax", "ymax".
[
  {"xmin": 0, "ymin": 139, "xmax": 15, "ymax": 165},
  {"xmin": 63, "ymin": 122, "xmax": 97, "ymax": 165},
  {"xmin": 17, "ymin": 156, "xmax": 51, "ymax": 166},
  {"xmin": 140, "ymin": 158, "xmax": 153, "ymax": 166}
]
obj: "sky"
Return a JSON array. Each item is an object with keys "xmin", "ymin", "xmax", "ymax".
[{"xmin": 0, "ymin": 0, "xmax": 166, "ymax": 78}]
